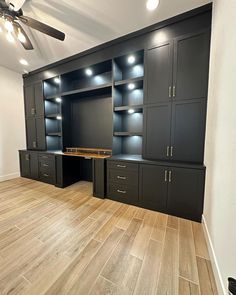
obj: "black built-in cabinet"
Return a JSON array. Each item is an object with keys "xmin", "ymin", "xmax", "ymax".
[{"xmin": 20, "ymin": 5, "xmax": 212, "ymax": 222}]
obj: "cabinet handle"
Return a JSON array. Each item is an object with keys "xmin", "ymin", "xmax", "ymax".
[
  {"xmin": 168, "ymin": 171, "xmax": 172, "ymax": 183},
  {"xmin": 166, "ymin": 146, "xmax": 170, "ymax": 157},
  {"xmin": 117, "ymin": 176, "xmax": 127, "ymax": 180},
  {"xmin": 168, "ymin": 86, "xmax": 172, "ymax": 98},
  {"xmin": 173, "ymin": 86, "xmax": 176, "ymax": 98},
  {"xmin": 43, "ymin": 173, "xmax": 49, "ymax": 177},
  {"xmin": 117, "ymin": 165, "xmax": 126, "ymax": 168},
  {"xmin": 25, "ymin": 154, "xmax": 30, "ymax": 161},
  {"xmin": 33, "ymin": 141, "xmax": 37, "ymax": 148},
  {"xmin": 43, "ymin": 164, "xmax": 49, "ymax": 167},
  {"xmin": 171, "ymin": 146, "xmax": 173, "ymax": 157},
  {"xmin": 31, "ymin": 108, "xmax": 36, "ymax": 115},
  {"xmin": 117, "ymin": 190, "xmax": 126, "ymax": 194},
  {"xmin": 164, "ymin": 170, "xmax": 168, "ymax": 182}
]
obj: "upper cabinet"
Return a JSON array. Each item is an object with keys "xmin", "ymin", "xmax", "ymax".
[
  {"xmin": 24, "ymin": 82, "xmax": 44, "ymax": 118},
  {"xmin": 145, "ymin": 41, "xmax": 173, "ymax": 103},
  {"xmin": 144, "ymin": 30, "xmax": 210, "ymax": 104}
]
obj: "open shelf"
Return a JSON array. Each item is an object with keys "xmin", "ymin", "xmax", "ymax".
[
  {"xmin": 61, "ymin": 83, "xmax": 112, "ymax": 98},
  {"xmin": 114, "ymin": 132, "xmax": 143, "ymax": 137},
  {"xmin": 46, "ymin": 132, "xmax": 62, "ymax": 137},
  {"xmin": 45, "ymin": 114, "xmax": 61, "ymax": 119},
  {"xmin": 114, "ymin": 77, "xmax": 143, "ymax": 87},
  {"xmin": 114, "ymin": 105, "xmax": 143, "ymax": 113}
]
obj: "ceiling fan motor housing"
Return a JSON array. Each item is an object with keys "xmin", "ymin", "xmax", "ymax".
[{"xmin": 5, "ymin": 0, "xmax": 25, "ymax": 11}]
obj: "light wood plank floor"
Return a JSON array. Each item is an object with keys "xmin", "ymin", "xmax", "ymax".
[{"xmin": 0, "ymin": 178, "xmax": 218, "ymax": 295}]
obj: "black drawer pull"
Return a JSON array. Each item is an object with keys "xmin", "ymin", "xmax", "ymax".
[
  {"xmin": 43, "ymin": 173, "xmax": 49, "ymax": 177},
  {"xmin": 42, "ymin": 156, "xmax": 48, "ymax": 159},
  {"xmin": 43, "ymin": 164, "xmax": 49, "ymax": 167},
  {"xmin": 117, "ymin": 165, "xmax": 126, "ymax": 168},
  {"xmin": 117, "ymin": 176, "xmax": 127, "ymax": 180},
  {"xmin": 117, "ymin": 189, "xmax": 126, "ymax": 194}
]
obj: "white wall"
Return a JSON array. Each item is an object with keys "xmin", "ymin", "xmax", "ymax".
[
  {"xmin": 204, "ymin": 0, "xmax": 236, "ymax": 294},
  {"xmin": 0, "ymin": 66, "xmax": 26, "ymax": 181}
]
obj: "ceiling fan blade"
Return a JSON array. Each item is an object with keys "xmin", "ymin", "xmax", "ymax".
[
  {"xmin": 5, "ymin": 0, "xmax": 25, "ymax": 11},
  {"xmin": 19, "ymin": 15, "xmax": 65, "ymax": 41},
  {"xmin": 13, "ymin": 21, "xmax": 33, "ymax": 50}
]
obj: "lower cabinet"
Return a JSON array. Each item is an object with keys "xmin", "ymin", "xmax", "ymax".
[
  {"xmin": 38, "ymin": 154, "xmax": 56, "ymax": 184},
  {"xmin": 19, "ymin": 151, "xmax": 31, "ymax": 178},
  {"xmin": 93, "ymin": 158, "xmax": 106, "ymax": 199},
  {"xmin": 107, "ymin": 160, "xmax": 205, "ymax": 222}
]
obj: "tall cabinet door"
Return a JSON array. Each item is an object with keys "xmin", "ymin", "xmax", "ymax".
[
  {"xmin": 170, "ymin": 98, "xmax": 207, "ymax": 163},
  {"xmin": 145, "ymin": 41, "xmax": 173, "ymax": 104},
  {"xmin": 36, "ymin": 118, "xmax": 46, "ymax": 150},
  {"xmin": 167, "ymin": 167, "xmax": 205, "ymax": 221},
  {"xmin": 173, "ymin": 30, "xmax": 210, "ymax": 101},
  {"xmin": 139, "ymin": 164, "xmax": 168, "ymax": 211},
  {"xmin": 143, "ymin": 103, "xmax": 171, "ymax": 160},
  {"xmin": 19, "ymin": 151, "xmax": 31, "ymax": 178},
  {"xmin": 34, "ymin": 82, "xmax": 44, "ymax": 117},
  {"xmin": 24, "ymin": 85, "xmax": 35, "ymax": 118},
  {"xmin": 26, "ymin": 118, "xmax": 37, "ymax": 150}
]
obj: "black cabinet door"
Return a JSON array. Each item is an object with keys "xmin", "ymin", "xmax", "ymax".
[
  {"xmin": 35, "ymin": 118, "xmax": 46, "ymax": 150},
  {"xmin": 24, "ymin": 85, "xmax": 35, "ymax": 118},
  {"xmin": 170, "ymin": 98, "xmax": 207, "ymax": 163},
  {"xmin": 26, "ymin": 118, "xmax": 37, "ymax": 150},
  {"xmin": 19, "ymin": 151, "xmax": 31, "ymax": 178},
  {"xmin": 145, "ymin": 42, "xmax": 173, "ymax": 104},
  {"xmin": 34, "ymin": 82, "xmax": 44, "ymax": 117},
  {"xmin": 139, "ymin": 164, "xmax": 168, "ymax": 211},
  {"xmin": 93, "ymin": 158, "xmax": 106, "ymax": 198},
  {"xmin": 143, "ymin": 103, "xmax": 172, "ymax": 160},
  {"xmin": 30, "ymin": 152, "xmax": 39, "ymax": 180},
  {"xmin": 167, "ymin": 167, "xmax": 205, "ymax": 221},
  {"xmin": 173, "ymin": 30, "xmax": 210, "ymax": 101}
]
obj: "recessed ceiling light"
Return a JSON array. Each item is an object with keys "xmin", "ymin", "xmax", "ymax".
[
  {"xmin": 19, "ymin": 59, "xmax": 28, "ymax": 66},
  {"xmin": 146, "ymin": 0, "xmax": 160, "ymax": 11},
  {"xmin": 55, "ymin": 97, "xmax": 62, "ymax": 103},
  {"xmin": 85, "ymin": 68, "xmax": 93, "ymax": 76},
  {"xmin": 54, "ymin": 77, "xmax": 60, "ymax": 84},
  {"xmin": 127, "ymin": 55, "xmax": 136, "ymax": 64},
  {"xmin": 56, "ymin": 115, "xmax": 62, "ymax": 120},
  {"xmin": 128, "ymin": 83, "xmax": 135, "ymax": 90},
  {"xmin": 128, "ymin": 109, "xmax": 135, "ymax": 114}
]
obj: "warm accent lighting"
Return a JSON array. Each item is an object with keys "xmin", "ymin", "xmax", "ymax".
[
  {"xmin": 19, "ymin": 59, "xmax": 28, "ymax": 66},
  {"xmin": 5, "ymin": 20, "xmax": 14, "ymax": 32},
  {"xmin": 146, "ymin": 0, "xmax": 160, "ymax": 11},
  {"xmin": 55, "ymin": 97, "xmax": 62, "ymax": 103},
  {"xmin": 54, "ymin": 77, "xmax": 60, "ymax": 84},
  {"xmin": 128, "ymin": 83, "xmax": 135, "ymax": 90},
  {"xmin": 18, "ymin": 29, "xmax": 26, "ymax": 43},
  {"xmin": 0, "ymin": 27, "xmax": 2, "ymax": 33},
  {"xmin": 56, "ymin": 115, "xmax": 62, "ymax": 120},
  {"xmin": 6, "ymin": 32, "xmax": 14, "ymax": 43},
  {"xmin": 127, "ymin": 55, "xmax": 136, "ymax": 64},
  {"xmin": 128, "ymin": 109, "xmax": 135, "ymax": 114},
  {"xmin": 85, "ymin": 68, "xmax": 93, "ymax": 76}
]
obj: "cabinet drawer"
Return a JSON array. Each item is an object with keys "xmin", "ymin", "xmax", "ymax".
[
  {"xmin": 108, "ymin": 169, "xmax": 138, "ymax": 186},
  {"xmin": 39, "ymin": 170, "xmax": 55, "ymax": 184},
  {"xmin": 107, "ymin": 183, "xmax": 138, "ymax": 203},
  {"xmin": 107, "ymin": 161, "xmax": 138, "ymax": 172},
  {"xmin": 39, "ymin": 159, "xmax": 54, "ymax": 171},
  {"xmin": 39, "ymin": 154, "xmax": 55, "ymax": 161}
]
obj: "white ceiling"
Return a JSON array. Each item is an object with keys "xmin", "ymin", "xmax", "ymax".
[{"xmin": 0, "ymin": 0, "xmax": 211, "ymax": 74}]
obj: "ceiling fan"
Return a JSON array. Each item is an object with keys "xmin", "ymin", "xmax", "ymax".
[{"xmin": 0, "ymin": 0, "xmax": 65, "ymax": 50}]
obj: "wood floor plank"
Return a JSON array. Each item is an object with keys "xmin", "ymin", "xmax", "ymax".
[
  {"xmin": 89, "ymin": 276, "xmax": 118, "ymax": 295},
  {"xmin": 167, "ymin": 215, "xmax": 179, "ymax": 230},
  {"xmin": 197, "ymin": 257, "xmax": 218, "ymax": 295},
  {"xmin": 151, "ymin": 212, "xmax": 167, "ymax": 243},
  {"xmin": 179, "ymin": 219, "xmax": 199, "ymax": 284},
  {"xmin": 156, "ymin": 227, "xmax": 179, "ymax": 295},
  {"xmin": 134, "ymin": 239, "xmax": 163, "ymax": 295},
  {"xmin": 192, "ymin": 221, "xmax": 210, "ymax": 259},
  {"xmin": 116, "ymin": 205, "xmax": 137, "ymax": 230},
  {"xmin": 179, "ymin": 277, "xmax": 200, "ymax": 295}
]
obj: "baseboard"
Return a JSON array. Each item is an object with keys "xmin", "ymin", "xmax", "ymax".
[
  {"xmin": 202, "ymin": 215, "xmax": 227, "ymax": 295},
  {"xmin": 0, "ymin": 172, "xmax": 20, "ymax": 182}
]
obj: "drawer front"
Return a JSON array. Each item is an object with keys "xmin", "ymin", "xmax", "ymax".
[
  {"xmin": 38, "ymin": 154, "xmax": 55, "ymax": 161},
  {"xmin": 107, "ymin": 161, "xmax": 138, "ymax": 172},
  {"xmin": 107, "ymin": 183, "xmax": 138, "ymax": 203},
  {"xmin": 39, "ymin": 170, "xmax": 55, "ymax": 184},
  {"xmin": 108, "ymin": 169, "xmax": 138, "ymax": 186},
  {"xmin": 39, "ymin": 159, "xmax": 54, "ymax": 173}
]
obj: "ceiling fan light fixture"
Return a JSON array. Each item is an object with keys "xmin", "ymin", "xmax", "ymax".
[
  {"xmin": 6, "ymin": 32, "xmax": 14, "ymax": 43},
  {"xmin": 5, "ymin": 20, "xmax": 14, "ymax": 32},
  {"xmin": 18, "ymin": 29, "xmax": 26, "ymax": 43}
]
